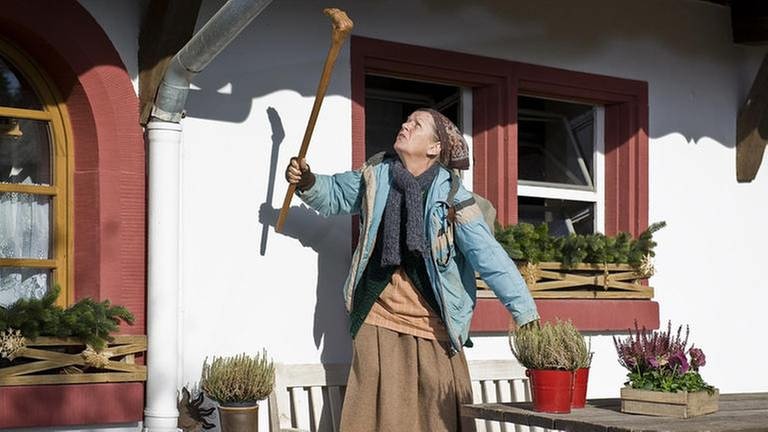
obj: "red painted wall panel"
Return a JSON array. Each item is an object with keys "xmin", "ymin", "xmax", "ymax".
[
  {"xmin": 0, "ymin": 383, "xmax": 144, "ymax": 428},
  {"xmin": 471, "ymin": 299, "xmax": 660, "ymax": 333},
  {"xmin": 0, "ymin": 0, "xmax": 146, "ymax": 428}
]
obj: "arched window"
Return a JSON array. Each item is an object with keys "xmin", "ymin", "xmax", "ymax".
[{"xmin": 0, "ymin": 39, "xmax": 71, "ymax": 307}]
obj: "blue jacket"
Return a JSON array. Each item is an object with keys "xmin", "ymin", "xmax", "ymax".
[{"xmin": 298, "ymin": 154, "xmax": 539, "ymax": 352}]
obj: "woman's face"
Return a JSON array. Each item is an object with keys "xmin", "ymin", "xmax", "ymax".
[{"xmin": 393, "ymin": 110, "xmax": 441, "ymax": 161}]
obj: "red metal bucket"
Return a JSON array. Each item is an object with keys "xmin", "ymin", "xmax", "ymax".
[
  {"xmin": 571, "ymin": 368, "xmax": 590, "ymax": 408},
  {"xmin": 526, "ymin": 369, "xmax": 574, "ymax": 413}
]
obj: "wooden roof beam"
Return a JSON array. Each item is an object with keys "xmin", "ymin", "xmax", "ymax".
[
  {"xmin": 731, "ymin": 1, "xmax": 768, "ymax": 45},
  {"xmin": 737, "ymin": 52, "xmax": 768, "ymax": 182},
  {"xmin": 138, "ymin": 0, "xmax": 203, "ymax": 126}
]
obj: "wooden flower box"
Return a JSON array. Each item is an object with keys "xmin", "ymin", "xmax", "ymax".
[
  {"xmin": 477, "ymin": 261, "xmax": 654, "ymax": 300},
  {"xmin": 620, "ymin": 387, "xmax": 719, "ymax": 418},
  {"xmin": 0, "ymin": 335, "xmax": 146, "ymax": 386}
]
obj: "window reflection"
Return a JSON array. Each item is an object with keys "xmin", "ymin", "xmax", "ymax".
[
  {"xmin": 0, "ymin": 118, "xmax": 52, "ymax": 185},
  {"xmin": 518, "ymin": 96, "xmax": 595, "ymax": 188},
  {"xmin": 0, "ymin": 56, "xmax": 43, "ymax": 110}
]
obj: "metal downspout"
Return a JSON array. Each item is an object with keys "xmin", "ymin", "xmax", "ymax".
[{"xmin": 144, "ymin": 1, "xmax": 273, "ymax": 431}]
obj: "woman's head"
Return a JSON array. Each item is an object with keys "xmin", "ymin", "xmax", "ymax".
[
  {"xmin": 393, "ymin": 109, "xmax": 469, "ymax": 170},
  {"xmin": 393, "ymin": 110, "xmax": 442, "ymax": 165}
]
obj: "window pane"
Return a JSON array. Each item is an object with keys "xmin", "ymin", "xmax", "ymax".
[
  {"xmin": 0, "ymin": 118, "xmax": 52, "ymax": 185},
  {"xmin": 365, "ymin": 75, "xmax": 461, "ymax": 159},
  {"xmin": 0, "ymin": 192, "xmax": 51, "ymax": 259},
  {"xmin": 518, "ymin": 96, "xmax": 595, "ymax": 187},
  {"xmin": 518, "ymin": 196, "xmax": 595, "ymax": 235},
  {"xmin": 0, "ymin": 55, "xmax": 43, "ymax": 110},
  {"xmin": 0, "ymin": 267, "xmax": 49, "ymax": 307}
]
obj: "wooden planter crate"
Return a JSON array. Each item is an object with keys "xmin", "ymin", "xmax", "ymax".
[
  {"xmin": 0, "ymin": 335, "xmax": 146, "ymax": 386},
  {"xmin": 620, "ymin": 387, "xmax": 719, "ymax": 418},
  {"xmin": 477, "ymin": 261, "xmax": 653, "ymax": 300}
]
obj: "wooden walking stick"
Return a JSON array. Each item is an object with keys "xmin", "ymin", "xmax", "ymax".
[{"xmin": 275, "ymin": 8, "xmax": 353, "ymax": 232}]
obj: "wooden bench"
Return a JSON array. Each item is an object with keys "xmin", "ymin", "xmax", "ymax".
[
  {"xmin": 268, "ymin": 360, "xmax": 554, "ymax": 432},
  {"xmin": 268, "ymin": 363, "xmax": 349, "ymax": 432}
]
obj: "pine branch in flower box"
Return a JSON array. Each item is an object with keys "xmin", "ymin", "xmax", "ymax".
[
  {"xmin": 0, "ymin": 286, "xmax": 145, "ymax": 385},
  {"xmin": 0, "ymin": 335, "xmax": 147, "ymax": 386},
  {"xmin": 476, "ymin": 221, "xmax": 665, "ymax": 299},
  {"xmin": 476, "ymin": 261, "xmax": 654, "ymax": 299}
]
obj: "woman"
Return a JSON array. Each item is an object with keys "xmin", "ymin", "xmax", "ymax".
[{"xmin": 286, "ymin": 109, "xmax": 539, "ymax": 432}]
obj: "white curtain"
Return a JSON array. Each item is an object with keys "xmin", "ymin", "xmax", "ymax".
[{"xmin": 0, "ymin": 188, "xmax": 49, "ymax": 307}]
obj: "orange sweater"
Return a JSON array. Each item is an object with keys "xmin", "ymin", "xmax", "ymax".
[{"xmin": 364, "ymin": 266, "xmax": 449, "ymax": 341}]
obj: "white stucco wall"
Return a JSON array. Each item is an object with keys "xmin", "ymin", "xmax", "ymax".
[{"xmin": 77, "ymin": 0, "xmax": 767, "ymax": 429}]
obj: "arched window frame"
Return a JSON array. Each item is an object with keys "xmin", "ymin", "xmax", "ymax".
[{"xmin": 0, "ymin": 38, "xmax": 73, "ymax": 306}]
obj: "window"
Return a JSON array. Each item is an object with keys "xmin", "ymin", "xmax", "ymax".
[
  {"xmin": 0, "ymin": 40, "xmax": 70, "ymax": 307},
  {"xmin": 365, "ymin": 75, "xmax": 469, "ymax": 158},
  {"xmin": 517, "ymin": 95, "xmax": 605, "ymax": 236},
  {"xmin": 352, "ymin": 36, "xmax": 656, "ymax": 332}
]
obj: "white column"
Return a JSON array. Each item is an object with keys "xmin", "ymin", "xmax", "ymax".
[{"xmin": 144, "ymin": 120, "xmax": 182, "ymax": 432}]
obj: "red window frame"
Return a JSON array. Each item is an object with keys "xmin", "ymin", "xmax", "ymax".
[
  {"xmin": 0, "ymin": 0, "xmax": 145, "ymax": 428},
  {"xmin": 351, "ymin": 36, "xmax": 658, "ymax": 333}
]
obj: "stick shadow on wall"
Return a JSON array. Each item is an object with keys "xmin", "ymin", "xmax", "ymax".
[
  {"xmin": 259, "ymin": 107, "xmax": 352, "ymax": 362},
  {"xmin": 260, "ymin": 107, "xmax": 285, "ymax": 256}
]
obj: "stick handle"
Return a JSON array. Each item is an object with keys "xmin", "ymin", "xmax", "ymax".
[{"xmin": 275, "ymin": 9, "xmax": 353, "ymax": 232}]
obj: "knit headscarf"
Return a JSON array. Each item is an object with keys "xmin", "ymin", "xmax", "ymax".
[{"xmin": 420, "ymin": 108, "xmax": 470, "ymax": 170}]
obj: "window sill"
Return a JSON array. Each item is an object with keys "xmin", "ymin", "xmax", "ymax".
[
  {"xmin": 0, "ymin": 382, "xmax": 144, "ymax": 428},
  {"xmin": 470, "ymin": 298, "xmax": 659, "ymax": 333}
]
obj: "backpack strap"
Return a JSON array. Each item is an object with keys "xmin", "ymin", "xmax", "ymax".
[
  {"xmin": 446, "ymin": 168, "xmax": 496, "ymax": 232},
  {"xmin": 447, "ymin": 169, "xmax": 461, "ymax": 204},
  {"xmin": 364, "ymin": 151, "xmax": 390, "ymax": 167},
  {"xmin": 446, "ymin": 169, "xmax": 475, "ymax": 223}
]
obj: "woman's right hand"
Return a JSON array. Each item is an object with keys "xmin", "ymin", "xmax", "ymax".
[{"xmin": 285, "ymin": 157, "xmax": 315, "ymax": 191}]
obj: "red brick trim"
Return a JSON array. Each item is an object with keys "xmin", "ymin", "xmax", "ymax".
[
  {"xmin": 0, "ymin": 383, "xmax": 144, "ymax": 429},
  {"xmin": 0, "ymin": 0, "xmax": 145, "ymax": 428},
  {"xmin": 471, "ymin": 299, "xmax": 660, "ymax": 333},
  {"xmin": 351, "ymin": 36, "xmax": 654, "ymax": 333}
]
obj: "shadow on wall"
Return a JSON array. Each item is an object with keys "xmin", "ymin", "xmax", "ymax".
[
  {"xmin": 258, "ymin": 107, "xmax": 352, "ymax": 363},
  {"xmin": 182, "ymin": 0, "xmax": 764, "ymax": 149},
  {"xmin": 259, "ymin": 202, "xmax": 353, "ymax": 362}
]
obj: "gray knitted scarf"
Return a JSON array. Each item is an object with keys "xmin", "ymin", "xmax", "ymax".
[{"xmin": 381, "ymin": 159, "xmax": 440, "ymax": 267}]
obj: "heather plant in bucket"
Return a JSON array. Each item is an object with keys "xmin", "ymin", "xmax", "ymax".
[
  {"xmin": 614, "ymin": 321, "xmax": 718, "ymax": 418},
  {"xmin": 510, "ymin": 320, "xmax": 590, "ymax": 413}
]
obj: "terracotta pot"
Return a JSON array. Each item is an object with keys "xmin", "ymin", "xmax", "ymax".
[
  {"xmin": 571, "ymin": 367, "xmax": 590, "ymax": 408},
  {"xmin": 526, "ymin": 369, "xmax": 574, "ymax": 414},
  {"xmin": 218, "ymin": 403, "xmax": 259, "ymax": 432}
]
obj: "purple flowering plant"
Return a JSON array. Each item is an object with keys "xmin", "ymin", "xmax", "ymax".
[{"xmin": 613, "ymin": 321, "xmax": 715, "ymax": 394}]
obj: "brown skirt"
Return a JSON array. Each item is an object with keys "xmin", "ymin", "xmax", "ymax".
[{"xmin": 339, "ymin": 324, "xmax": 476, "ymax": 432}]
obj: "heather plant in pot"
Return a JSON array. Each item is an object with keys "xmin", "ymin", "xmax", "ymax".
[
  {"xmin": 200, "ymin": 350, "xmax": 275, "ymax": 432},
  {"xmin": 613, "ymin": 321, "xmax": 713, "ymax": 394},
  {"xmin": 614, "ymin": 321, "xmax": 718, "ymax": 417},
  {"xmin": 510, "ymin": 320, "xmax": 588, "ymax": 413}
]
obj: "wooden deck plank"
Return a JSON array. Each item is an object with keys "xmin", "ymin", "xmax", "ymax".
[{"xmin": 461, "ymin": 393, "xmax": 768, "ymax": 432}]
